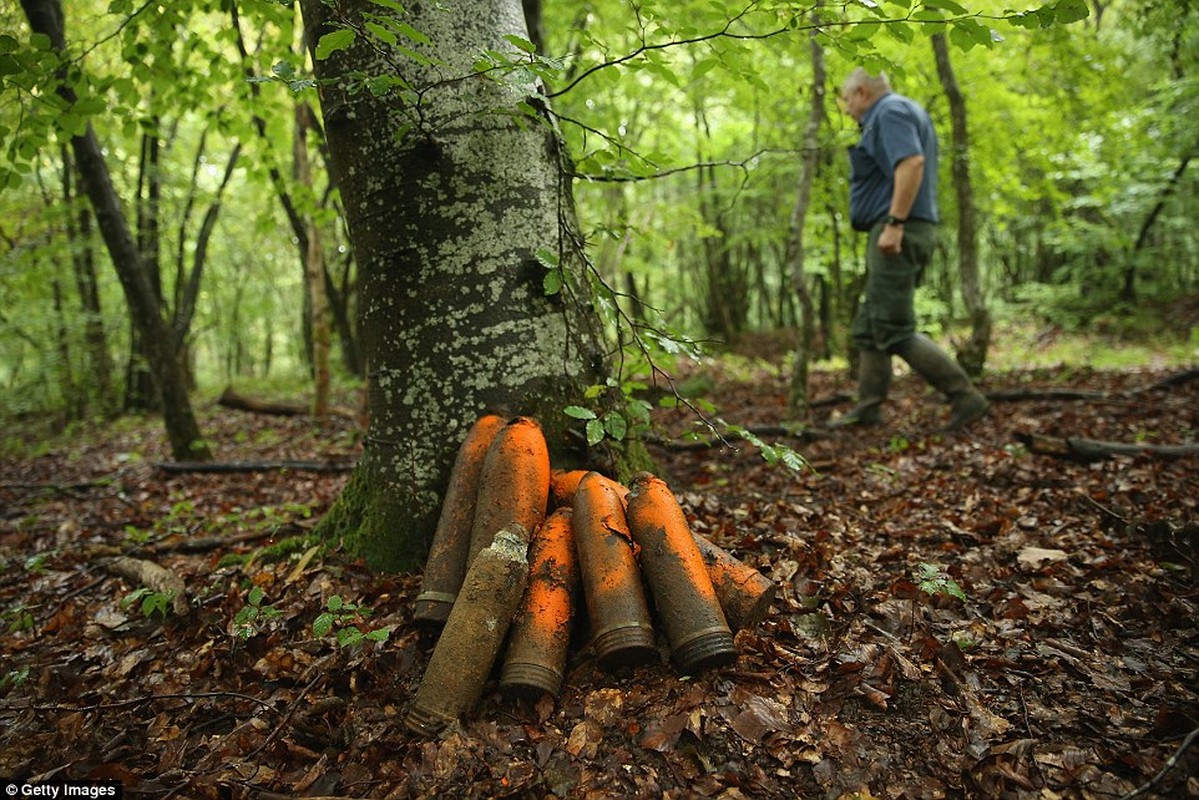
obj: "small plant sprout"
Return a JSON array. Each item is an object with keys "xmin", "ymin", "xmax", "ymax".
[
  {"xmin": 313, "ymin": 595, "xmax": 391, "ymax": 649},
  {"xmin": 121, "ymin": 587, "xmax": 175, "ymax": 619},
  {"xmin": 916, "ymin": 562, "xmax": 968, "ymax": 602},
  {"xmin": 232, "ymin": 586, "xmax": 282, "ymax": 640}
]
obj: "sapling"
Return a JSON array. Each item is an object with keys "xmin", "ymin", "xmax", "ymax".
[{"xmin": 909, "ymin": 562, "xmax": 968, "ymax": 640}]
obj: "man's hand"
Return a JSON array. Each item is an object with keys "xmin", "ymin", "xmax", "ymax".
[{"xmin": 878, "ymin": 223, "xmax": 904, "ymax": 255}]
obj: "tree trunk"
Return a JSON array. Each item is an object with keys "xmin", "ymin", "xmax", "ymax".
[
  {"xmin": 21, "ymin": 0, "xmax": 209, "ymax": 461},
  {"xmin": 62, "ymin": 146, "xmax": 117, "ymax": 418},
  {"xmin": 294, "ymin": 103, "xmax": 331, "ymax": 418},
  {"xmin": 932, "ymin": 32, "xmax": 992, "ymax": 378},
  {"xmin": 693, "ymin": 103, "xmax": 747, "ymax": 340},
  {"xmin": 300, "ymin": 0, "xmax": 611, "ymax": 571},
  {"xmin": 126, "ymin": 125, "xmax": 163, "ymax": 412},
  {"xmin": 786, "ymin": 25, "xmax": 825, "ymax": 418}
]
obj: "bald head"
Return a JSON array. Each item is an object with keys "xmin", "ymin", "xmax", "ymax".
[{"xmin": 840, "ymin": 68, "xmax": 891, "ymax": 122}]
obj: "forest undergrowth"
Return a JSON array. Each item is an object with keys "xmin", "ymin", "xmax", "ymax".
[{"xmin": 1, "ymin": 345, "xmax": 1197, "ymax": 799}]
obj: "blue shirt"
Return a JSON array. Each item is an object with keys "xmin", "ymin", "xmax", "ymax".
[{"xmin": 847, "ymin": 92, "xmax": 939, "ymax": 231}]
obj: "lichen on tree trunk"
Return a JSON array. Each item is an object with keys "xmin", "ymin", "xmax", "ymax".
[{"xmin": 302, "ymin": 0, "xmax": 625, "ymax": 571}]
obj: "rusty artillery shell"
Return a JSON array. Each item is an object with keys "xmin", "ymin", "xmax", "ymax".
[
  {"xmin": 499, "ymin": 507, "xmax": 580, "ymax": 698},
  {"xmin": 550, "ymin": 469, "xmax": 629, "ymax": 509},
  {"xmin": 415, "ymin": 414, "xmax": 508, "ymax": 627},
  {"xmin": 626, "ymin": 473, "xmax": 737, "ymax": 673},
  {"xmin": 466, "ymin": 417, "xmax": 550, "ymax": 568},
  {"xmin": 405, "ymin": 522, "xmax": 531, "ymax": 737},
  {"xmin": 572, "ymin": 471, "xmax": 657, "ymax": 669},
  {"xmin": 692, "ymin": 533, "xmax": 777, "ymax": 631}
]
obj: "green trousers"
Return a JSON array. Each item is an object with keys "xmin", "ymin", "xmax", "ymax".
[{"xmin": 850, "ymin": 220, "xmax": 937, "ymax": 353}]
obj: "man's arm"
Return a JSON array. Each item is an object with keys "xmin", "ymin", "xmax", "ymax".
[{"xmin": 878, "ymin": 154, "xmax": 925, "ymax": 255}]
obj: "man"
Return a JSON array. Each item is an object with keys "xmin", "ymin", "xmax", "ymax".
[{"xmin": 834, "ymin": 67, "xmax": 989, "ymax": 431}]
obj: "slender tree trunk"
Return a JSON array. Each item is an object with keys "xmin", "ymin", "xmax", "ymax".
[
  {"xmin": 521, "ymin": 0, "xmax": 543, "ymax": 52},
  {"xmin": 325, "ymin": 246, "xmax": 363, "ymax": 377},
  {"xmin": 174, "ymin": 141, "xmax": 242, "ymax": 353},
  {"xmin": 932, "ymin": 32, "xmax": 991, "ymax": 377},
  {"xmin": 126, "ymin": 126, "xmax": 163, "ymax": 411},
  {"xmin": 300, "ymin": 0, "xmax": 611, "ymax": 570},
  {"xmin": 62, "ymin": 146, "xmax": 116, "ymax": 417},
  {"xmin": 786, "ymin": 25, "xmax": 825, "ymax": 417},
  {"xmin": 295, "ymin": 103, "xmax": 331, "ymax": 417},
  {"xmin": 21, "ymin": 0, "xmax": 210, "ymax": 461},
  {"xmin": 693, "ymin": 103, "xmax": 747, "ymax": 340},
  {"xmin": 51, "ymin": 278, "xmax": 80, "ymax": 419}
]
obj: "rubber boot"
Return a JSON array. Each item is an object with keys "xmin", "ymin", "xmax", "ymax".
[
  {"xmin": 831, "ymin": 348, "xmax": 892, "ymax": 427},
  {"xmin": 892, "ymin": 334, "xmax": 989, "ymax": 431}
]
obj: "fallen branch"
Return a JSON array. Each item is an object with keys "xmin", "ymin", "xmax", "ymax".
[
  {"xmin": 1136, "ymin": 368, "xmax": 1199, "ymax": 393},
  {"xmin": 154, "ymin": 460, "xmax": 356, "ymax": 474},
  {"xmin": 986, "ymin": 388, "xmax": 1112, "ymax": 402},
  {"xmin": 989, "ymin": 367, "xmax": 1199, "ymax": 404},
  {"xmin": 1015, "ymin": 432, "xmax": 1199, "ymax": 462},
  {"xmin": 218, "ymin": 386, "xmax": 308, "ymax": 416},
  {"xmin": 35, "ymin": 691, "xmax": 283, "ymax": 715},
  {"xmin": 1120, "ymin": 725, "xmax": 1199, "ymax": 800},
  {"xmin": 103, "ymin": 556, "xmax": 190, "ymax": 616},
  {"xmin": 149, "ymin": 526, "xmax": 303, "ymax": 555}
]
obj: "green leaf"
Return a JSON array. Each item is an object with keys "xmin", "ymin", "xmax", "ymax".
[
  {"xmin": 504, "ymin": 34, "xmax": 537, "ymax": 53},
  {"xmin": 327, "ymin": 595, "xmax": 345, "ymax": 612},
  {"xmin": 0, "ymin": 35, "xmax": 19, "ymax": 55},
  {"xmin": 369, "ymin": 0, "xmax": 406, "ymax": 10},
  {"xmin": 923, "ymin": 0, "xmax": 969, "ymax": 13},
  {"xmin": 337, "ymin": 627, "xmax": 364, "ymax": 648},
  {"xmin": 315, "ymin": 29, "xmax": 356, "ymax": 60},
  {"xmin": 365, "ymin": 21, "xmax": 398, "ymax": 46},
  {"xmin": 313, "ymin": 612, "xmax": 335, "ymax": 637},
  {"xmin": 564, "ymin": 405, "xmax": 597, "ymax": 420},
  {"xmin": 393, "ymin": 22, "xmax": 431, "ymax": 46},
  {"xmin": 603, "ymin": 412, "xmax": 628, "ymax": 441},
  {"xmin": 248, "ymin": 586, "xmax": 265, "ymax": 606},
  {"xmin": 917, "ymin": 563, "xmax": 968, "ymax": 601},
  {"xmin": 365, "ymin": 628, "xmax": 391, "ymax": 642},
  {"xmin": 72, "ymin": 97, "xmax": 106, "ymax": 116},
  {"xmin": 586, "ymin": 419, "xmax": 605, "ymax": 446},
  {"xmin": 543, "ymin": 268, "xmax": 562, "ymax": 296},
  {"xmin": 1052, "ymin": 0, "xmax": 1090, "ymax": 24}
]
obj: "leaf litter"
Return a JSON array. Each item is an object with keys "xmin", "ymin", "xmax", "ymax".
[{"xmin": 0, "ymin": 360, "xmax": 1196, "ymax": 798}]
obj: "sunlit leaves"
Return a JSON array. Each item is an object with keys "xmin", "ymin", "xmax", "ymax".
[
  {"xmin": 1009, "ymin": 0, "xmax": 1091, "ymax": 29},
  {"xmin": 315, "ymin": 28, "xmax": 356, "ymax": 60}
]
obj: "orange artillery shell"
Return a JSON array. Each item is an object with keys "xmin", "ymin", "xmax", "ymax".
[
  {"xmin": 500, "ymin": 506, "xmax": 580, "ymax": 698},
  {"xmin": 550, "ymin": 469, "xmax": 628, "ymax": 509},
  {"xmin": 466, "ymin": 416, "xmax": 551, "ymax": 568},
  {"xmin": 405, "ymin": 523, "xmax": 531, "ymax": 737},
  {"xmin": 549, "ymin": 469, "xmax": 589, "ymax": 509},
  {"xmin": 692, "ymin": 533, "xmax": 777, "ymax": 632},
  {"xmin": 414, "ymin": 413, "xmax": 508, "ymax": 627},
  {"xmin": 572, "ymin": 471, "xmax": 657, "ymax": 669},
  {"xmin": 626, "ymin": 473, "xmax": 737, "ymax": 673}
]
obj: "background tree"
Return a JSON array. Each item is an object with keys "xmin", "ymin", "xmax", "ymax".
[
  {"xmin": 931, "ymin": 31, "xmax": 990, "ymax": 377},
  {"xmin": 18, "ymin": 0, "xmax": 210, "ymax": 461}
]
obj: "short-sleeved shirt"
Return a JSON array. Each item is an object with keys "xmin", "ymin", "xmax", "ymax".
[{"xmin": 847, "ymin": 92, "xmax": 939, "ymax": 231}]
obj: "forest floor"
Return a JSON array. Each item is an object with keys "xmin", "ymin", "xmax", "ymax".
[{"xmin": 1, "ymin": 341, "xmax": 1197, "ymax": 799}]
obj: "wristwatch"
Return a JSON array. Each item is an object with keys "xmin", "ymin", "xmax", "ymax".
[{"xmin": 882, "ymin": 214, "xmax": 907, "ymax": 226}]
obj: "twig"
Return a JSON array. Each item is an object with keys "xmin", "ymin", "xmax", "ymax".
[
  {"xmin": 1120, "ymin": 726, "xmax": 1199, "ymax": 800},
  {"xmin": 35, "ymin": 691, "xmax": 283, "ymax": 715},
  {"xmin": 243, "ymin": 672, "xmax": 323, "ymax": 761},
  {"xmin": 153, "ymin": 460, "xmax": 356, "ymax": 474}
]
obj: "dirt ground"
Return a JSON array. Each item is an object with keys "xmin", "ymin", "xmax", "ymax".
[{"xmin": 1, "ymin": 356, "xmax": 1196, "ymax": 799}]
